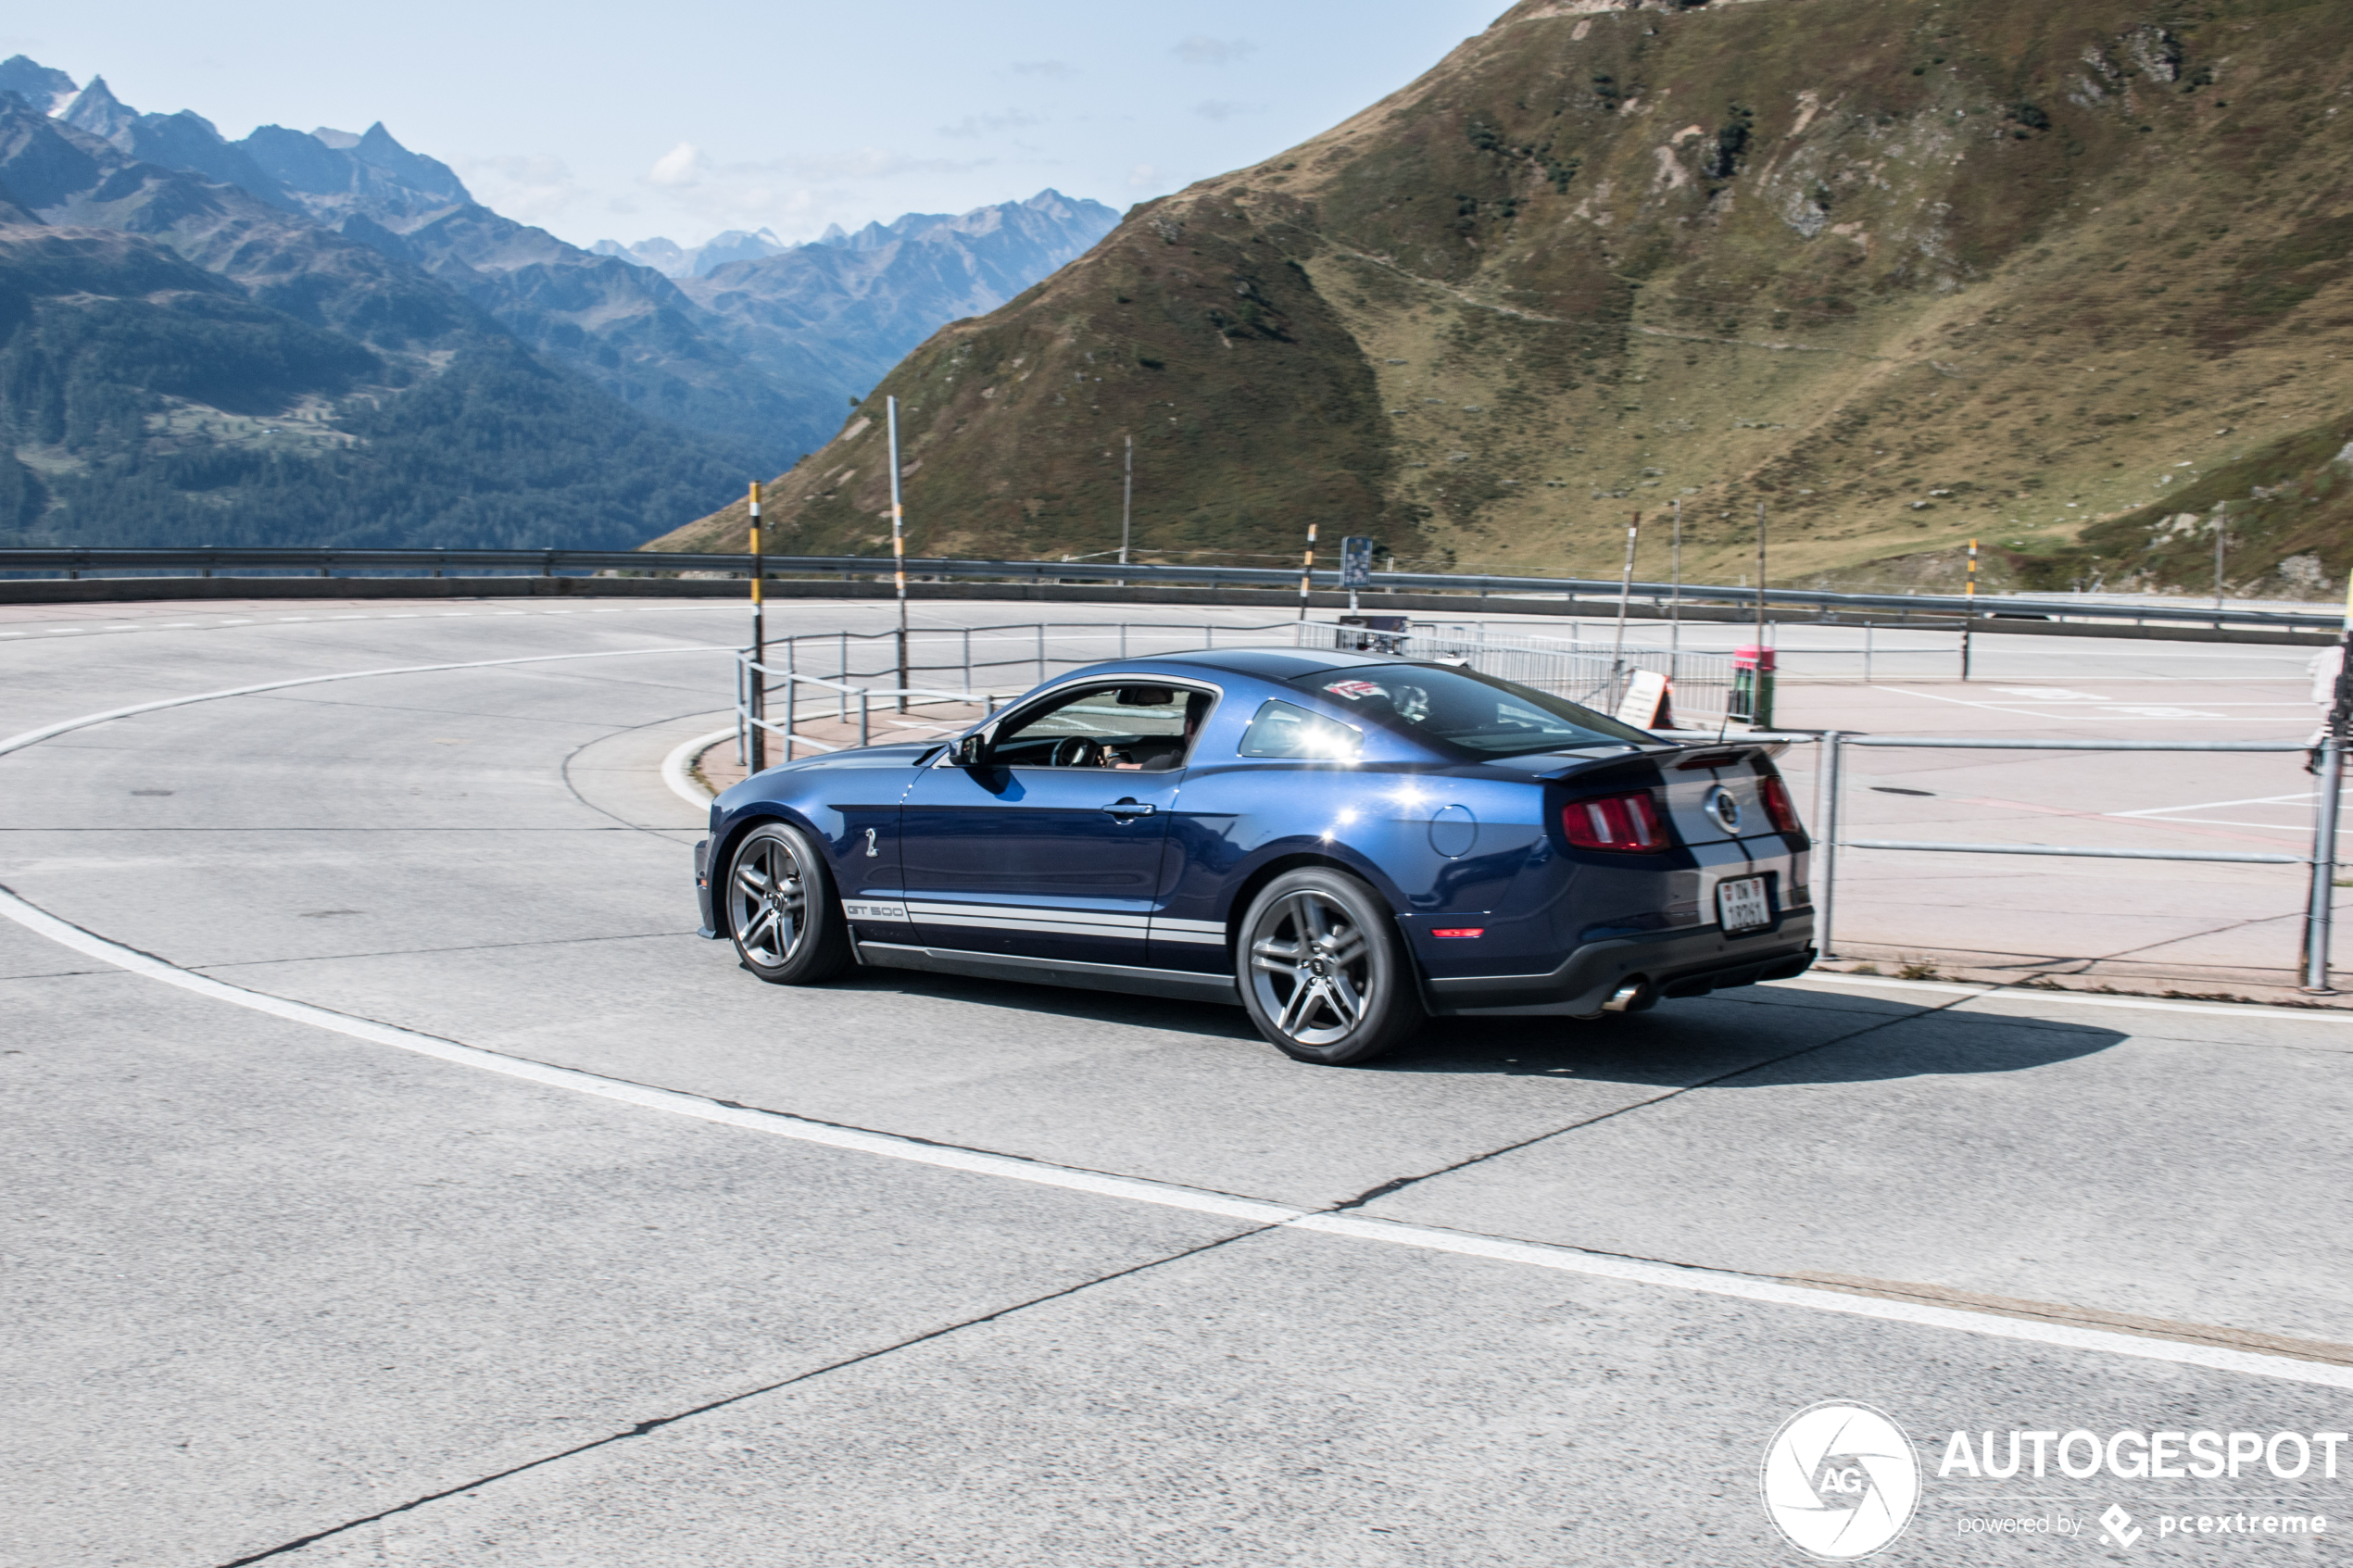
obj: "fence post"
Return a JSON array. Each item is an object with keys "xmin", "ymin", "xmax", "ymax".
[
  {"xmin": 1863, "ymin": 624, "xmax": 1874, "ymax": 684},
  {"xmin": 1813, "ymin": 733, "xmax": 1843, "ymax": 960},
  {"xmin": 784, "ymin": 676, "xmax": 797, "ymax": 761},
  {"xmin": 2304, "ymin": 735, "xmax": 2344, "ymax": 994},
  {"xmin": 858, "ymin": 687, "xmax": 871, "ymax": 748},
  {"xmin": 1037, "ymin": 625, "xmax": 1046, "ymax": 686},
  {"xmin": 735, "ymin": 654, "xmax": 748, "ymax": 767},
  {"xmin": 963, "ymin": 628, "xmax": 972, "ymax": 694}
]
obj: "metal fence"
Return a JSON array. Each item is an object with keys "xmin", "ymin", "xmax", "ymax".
[
  {"xmin": 720, "ymin": 618, "xmax": 2348, "ymax": 990},
  {"xmin": 0, "ymin": 546, "xmax": 2336, "ymax": 637},
  {"xmin": 1804, "ymin": 733, "xmax": 2343, "ymax": 993},
  {"xmin": 736, "ymin": 619, "xmax": 1313, "ymax": 760},
  {"xmin": 1296, "ymin": 621, "xmax": 1736, "ymax": 727}
]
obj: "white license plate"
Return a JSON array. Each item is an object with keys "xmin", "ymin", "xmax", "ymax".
[{"xmin": 1716, "ymin": 875, "xmax": 1771, "ymax": 934}]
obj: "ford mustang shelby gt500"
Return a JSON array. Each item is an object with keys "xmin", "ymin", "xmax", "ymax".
[{"xmin": 695, "ymin": 645, "xmax": 1815, "ymax": 1065}]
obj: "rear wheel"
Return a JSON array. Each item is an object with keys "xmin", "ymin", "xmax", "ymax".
[
  {"xmin": 1238, "ymin": 869, "xmax": 1423, "ymax": 1065},
  {"xmin": 724, "ymin": 822, "xmax": 852, "ymax": 985}
]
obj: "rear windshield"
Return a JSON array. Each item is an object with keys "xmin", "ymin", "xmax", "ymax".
[{"xmin": 1289, "ymin": 662, "xmax": 1655, "ymax": 758}]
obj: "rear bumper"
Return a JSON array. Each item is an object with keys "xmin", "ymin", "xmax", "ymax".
[{"xmin": 1424, "ymin": 914, "xmax": 1816, "ymax": 1017}]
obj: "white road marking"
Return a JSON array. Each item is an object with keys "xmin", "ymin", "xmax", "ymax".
[
  {"xmin": 1785, "ymin": 972, "xmax": 2353, "ymax": 1024},
  {"xmin": 0, "ymin": 879, "xmax": 2345, "ymax": 1389},
  {"xmin": 0, "ymin": 645, "xmax": 735, "ymax": 761},
  {"xmin": 661, "ymin": 726, "xmax": 736, "ymax": 807}
]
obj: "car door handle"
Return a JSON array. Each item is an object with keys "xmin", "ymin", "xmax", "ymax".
[{"xmin": 1101, "ymin": 800, "xmax": 1155, "ymax": 818}]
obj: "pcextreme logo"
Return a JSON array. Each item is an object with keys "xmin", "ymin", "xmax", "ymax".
[{"xmin": 1761, "ymin": 1401, "xmax": 1923, "ymax": 1560}]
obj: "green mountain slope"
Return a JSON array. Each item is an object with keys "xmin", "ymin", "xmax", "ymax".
[{"xmin": 655, "ymin": 0, "xmax": 2353, "ymax": 597}]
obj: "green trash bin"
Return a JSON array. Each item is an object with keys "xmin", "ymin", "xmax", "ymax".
[{"xmin": 1731, "ymin": 645, "xmax": 1777, "ymax": 729}]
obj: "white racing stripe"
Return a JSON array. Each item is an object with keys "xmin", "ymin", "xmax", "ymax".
[{"xmin": 6, "ymin": 650, "xmax": 2353, "ymax": 1389}]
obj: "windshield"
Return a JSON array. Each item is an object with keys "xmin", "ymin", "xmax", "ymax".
[{"xmin": 1290, "ymin": 662, "xmax": 1655, "ymax": 758}]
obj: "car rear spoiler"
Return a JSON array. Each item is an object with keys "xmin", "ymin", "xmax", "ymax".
[{"xmin": 1532, "ymin": 739, "xmax": 1793, "ymax": 784}]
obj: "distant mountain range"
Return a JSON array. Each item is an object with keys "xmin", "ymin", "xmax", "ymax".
[
  {"xmin": 655, "ymin": 0, "xmax": 2353, "ymax": 599},
  {"xmin": 0, "ymin": 55, "xmax": 1117, "ymax": 548}
]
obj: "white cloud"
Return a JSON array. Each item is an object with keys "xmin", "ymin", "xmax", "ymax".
[
  {"xmin": 937, "ymin": 108, "xmax": 1044, "ymax": 140},
  {"xmin": 1173, "ymin": 35, "xmax": 1255, "ymax": 66},
  {"xmin": 1192, "ymin": 99, "xmax": 1265, "ymax": 121},
  {"xmin": 447, "ymin": 153, "xmax": 588, "ymax": 225},
  {"xmin": 1009, "ymin": 59, "xmax": 1076, "ymax": 79},
  {"xmin": 648, "ymin": 141, "xmax": 709, "ymax": 187},
  {"xmin": 1126, "ymin": 162, "xmax": 1169, "ymax": 190}
]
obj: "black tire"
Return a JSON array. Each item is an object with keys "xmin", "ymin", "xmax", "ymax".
[
  {"xmin": 1237, "ymin": 868, "xmax": 1423, "ymax": 1065},
  {"xmin": 724, "ymin": 822, "xmax": 852, "ymax": 985}
]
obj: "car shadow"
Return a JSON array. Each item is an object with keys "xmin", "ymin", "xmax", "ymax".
[
  {"xmin": 827, "ymin": 969, "xmax": 2128, "ymax": 1089},
  {"xmin": 826, "ymin": 968, "xmax": 1267, "ymax": 1040},
  {"xmin": 1382, "ymin": 991, "xmax": 2128, "ymax": 1089}
]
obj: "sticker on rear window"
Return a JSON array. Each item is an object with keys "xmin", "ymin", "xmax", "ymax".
[{"xmin": 1323, "ymin": 680, "xmax": 1386, "ymax": 700}]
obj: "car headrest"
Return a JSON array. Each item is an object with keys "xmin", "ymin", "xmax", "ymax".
[{"xmin": 1114, "ymin": 685, "xmax": 1176, "ymax": 706}]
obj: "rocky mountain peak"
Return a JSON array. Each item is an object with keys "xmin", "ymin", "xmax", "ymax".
[
  {"xmin": 60, "ymin": 76, "xmax": 137, "ymax": 143},
  {"xmin": 0, "ymin": 56, "xmax": 77, "ymax": 115},
  {"xmin": 349, "ymin": 121, "xmax": 469, "ymax": 204}
]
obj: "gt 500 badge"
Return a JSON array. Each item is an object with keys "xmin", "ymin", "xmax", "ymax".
[{"xmin": 840, "ymin": 900, "xmax": 911, "ymax": 922}]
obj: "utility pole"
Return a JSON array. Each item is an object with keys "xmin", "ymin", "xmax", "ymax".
[
  {"xmin": 1298, "ymin": 521, "xmax": 1317, "ymax": 621},
  {"xmin": 1754, "ymin": 501, "xmax": 1768, "ymax": 647},
  {"xmin": 748, "ymin": 480, "xmax": 766, "ymax": 772},
  {"xmin": 1119, "ymin": 435, "xmax": 1133, "ymax": 572},
  {"xmin": 1669, "ymin": 496, "xmax": 1682, "ymax": 659},
  {"xmin": 2214, "ymin": 510, "xmax": 2227, "ymax": 613},
  {"xmin": 1961, "ymin": 535, "xmax": 1978, "ymax": 681},
  {"xmin": 1611, "ymin": 510, "xmax": 1641, "ymax": 706},
  {"xmin": 887, "ymin": 395, "xmax": 908, "ymax": 709}
]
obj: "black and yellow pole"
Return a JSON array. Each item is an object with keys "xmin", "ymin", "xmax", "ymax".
[
  {"xmin": 748, "ymin": 481, "xmax": 766, "ymax": 771},
  {"xmin": 1298, "ymin": 521, "xmax": 1317, "ymax": 621}
]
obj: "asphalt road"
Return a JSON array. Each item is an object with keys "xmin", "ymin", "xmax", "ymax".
[{"xmin": 4, "ymin": 598, "xmax": 2350, "ymax": 1567}]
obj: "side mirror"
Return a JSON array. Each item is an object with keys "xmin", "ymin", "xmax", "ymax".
[{"xmin": 950, "ymin": 733, "xmax": 988, "ymax": 768}]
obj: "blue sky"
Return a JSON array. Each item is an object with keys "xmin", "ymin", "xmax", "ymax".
[{"xmin": 6, "ymin": 1, "xmax": 1505, "ymax": 248}]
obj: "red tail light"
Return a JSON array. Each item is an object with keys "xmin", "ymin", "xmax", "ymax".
[
  {"xmin": 1563, "ymin": 790, "xmax": 1668, "ymax": 853},
  {"xmin": 1756, "ymin": 773, "xmax": 1803, "ymax": 835}
]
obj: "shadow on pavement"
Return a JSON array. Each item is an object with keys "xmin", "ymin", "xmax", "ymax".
[
  {"xmin": 1381, "ymin": 994, "xmax": 2128, "ymax": 1089},
  {"xmin": 820, "ymin": 969, "xmax": 2128, "ymax": 1091}
]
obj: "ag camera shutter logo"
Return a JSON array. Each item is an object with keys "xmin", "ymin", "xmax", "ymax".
[{"xmin": 1761, "ymin": 1401, "xmax": 1921, "ymax": 1560}]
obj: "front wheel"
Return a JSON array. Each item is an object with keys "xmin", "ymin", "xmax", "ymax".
[
  {"xmin": 1238, "ymin": 869, "xmax": 1423, "ymax": 1065},
  {"xmin": 724, "ymin": 822, "xmax": 852, "ymax": 985}
]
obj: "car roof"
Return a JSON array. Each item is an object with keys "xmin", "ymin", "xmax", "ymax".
[{"xmin": 1143, "ymin": 646, "xmax": 1391, "ymax": 679}]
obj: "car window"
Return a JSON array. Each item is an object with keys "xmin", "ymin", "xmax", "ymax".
[
  {"xmin": 992, "ymin": 684, "xmax": 1208, "ymax": 770},
  {"xmin": 1290, "ymin": 663, "xmax": 1652, "ymax": 757},
  {"xmin": 1236, "ymin": 699, "xmax": 1363, "ymax": 760}
]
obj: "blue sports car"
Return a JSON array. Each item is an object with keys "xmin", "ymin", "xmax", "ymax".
[{"xmin": 695, "ymin": 646, "xmax": 1816, "ymax": 1065}]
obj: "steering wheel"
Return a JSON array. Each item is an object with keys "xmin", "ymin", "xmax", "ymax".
[{"xmin": 1050, "ymin": 736, "xmax": 1101, "ymax": 769}]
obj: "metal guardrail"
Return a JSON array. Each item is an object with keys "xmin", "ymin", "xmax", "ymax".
[
  {"xmin": 732, "ymin": 618, "xmax": 1315, "ymax": 764},
  {"xmin": 1298, "ymin": 620, "xmax": 1736, "ymax": 727},
  {"xmin": 0, "ymin": 547, "xmax": 2336, "ymax": 635},
  {"xmin": 712, "ymin": 619, "xmax": 2348, "ymax": 990},
  {"xmin": 1807, "ymin": 734, "xmax": 2342, "ymax": 993}
]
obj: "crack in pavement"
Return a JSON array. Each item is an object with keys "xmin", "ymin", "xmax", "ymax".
[{"xmin": 208, "ymin": 1226, "xmax": 1278, "ymax": 1567}]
